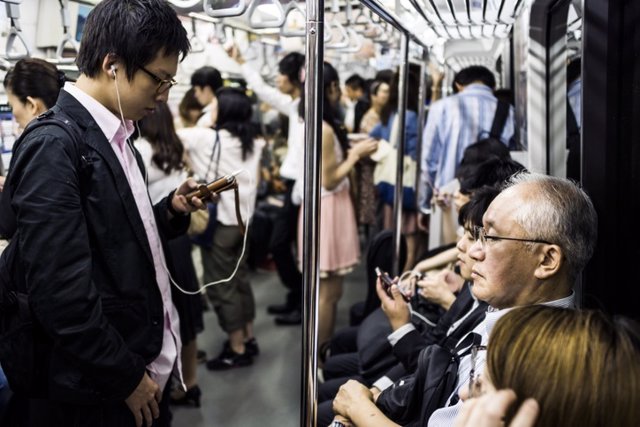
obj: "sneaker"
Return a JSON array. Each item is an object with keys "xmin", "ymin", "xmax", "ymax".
[
  {"xmin": 196, "ymin": 349, "xmax": 207, "ymax": 364},
  {"xmin": 206, "ymin": 345, "xmax": 253, "ymax": 370},
  {"xmin": 244, "ymin": 338, "xmax": 260, "ymax": 357}
]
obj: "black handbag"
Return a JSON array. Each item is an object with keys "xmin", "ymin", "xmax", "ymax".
[{"xmin": 375, "ymin": 333, "xmax": 483, "ymax": 426}]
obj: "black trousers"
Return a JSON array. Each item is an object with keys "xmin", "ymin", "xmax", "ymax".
[
  {"xmin": 14, "ymin": 381, "xmax": 172, "ymax": 427},
  {"xmin": 268, "ymin": 180, "xmax": 302, "ymax": 309}
]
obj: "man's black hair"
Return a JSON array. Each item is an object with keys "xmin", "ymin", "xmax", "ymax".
[
  {"xmin": 374, "ymin": 69, "xmax": 394, "ymax": 85},
  {"xmin": 459, "ymin": 157, "xmax": 527, "ymax": 195},
  {"xmin": 345, "ymin": 74, "xmax": 366, "ymax": 91},
  {"xmin": 76, "ymin": 0, "xmax": 190, "ymax": 81},
  {"xmin": 458, "ymin": 185, "xmax": 501, "ymax": 227},
  {"xmin": 278, "ymin": 52, "xmax": 305, "ymax": 86},
  {"xmin": 454, "ymin": 65, "xmax": 496, "ymax": 90},
  {"xmin": 190, "ymin": 66, "xmax": 223, "ymax": 92}
]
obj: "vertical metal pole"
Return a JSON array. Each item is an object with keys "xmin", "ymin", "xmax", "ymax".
[
  {"xmin": 392, "ymin": 33, "xmax": 410, "ymax": 276},
  {"xmin": 301, "ymin": 0, "xmax": 323, "ymax": 424},
  {"xmin": 415, "ymin": 48, "xmax": 428, "ymax": 217}
]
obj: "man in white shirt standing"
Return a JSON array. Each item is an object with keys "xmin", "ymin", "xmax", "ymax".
[{"xmin": 228, "ymin": 47, "xmax": 306, "ymax": 325}]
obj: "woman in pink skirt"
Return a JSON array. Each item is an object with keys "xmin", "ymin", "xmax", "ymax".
[{"xmin": 297, "ymin": 62, "xmax": 378, "ymax": 347}]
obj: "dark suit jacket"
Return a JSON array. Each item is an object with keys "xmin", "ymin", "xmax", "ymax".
[{"xmin": 2, "ymin": 91, "xmax": 189, "ymax": 403}]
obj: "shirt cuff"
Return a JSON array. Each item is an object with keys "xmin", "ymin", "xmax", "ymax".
[
  {"xmin": 388, "ymin": 323, "xmax": 416, "ymax": 346},
  {"xmin": 372, "ymin": 376, "xmax": 394, "ymax": 392}
]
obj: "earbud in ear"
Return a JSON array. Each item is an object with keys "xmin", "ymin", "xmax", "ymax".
[{"xmin": 110, "ymin": 64, "xmax": 117, "ymax": 78}]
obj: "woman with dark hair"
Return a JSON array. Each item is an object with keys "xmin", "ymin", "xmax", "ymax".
[
  {"xmin": 370, "ymin": 64, "xmax": 422, "ymax": 270},
  {"xmin": 181, "ymin": 87, "xmax": 265, "ymax": 370},
  {"xmin": 3, "ymin": 58, "xmax": 65, "ymax": 130},
  {"xmin": 0, "ymin": 58, "xmax": 66, "ymax": 244},
  {"xmin": 297, "ymin": 62, "xmax": 378, "ymax": 349},
  {"xmin": 135, "ymin": 103, "xmax": 204, "ymax": 407}
]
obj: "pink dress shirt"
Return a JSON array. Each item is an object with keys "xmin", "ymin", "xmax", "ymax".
[{"xmin": 63, "ymin": 83, "xmax": 183, "ymax": 392}]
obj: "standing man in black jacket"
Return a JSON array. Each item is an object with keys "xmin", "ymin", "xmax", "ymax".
[{"xmin": 0, "ymin": 1, "xmax": 204, "ymax": 426}]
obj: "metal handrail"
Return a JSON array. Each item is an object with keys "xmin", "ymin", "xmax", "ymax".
[
  {"xmin": 247, "ymin": 0, "xmax": 286, "ymax": 29},
  {"xmin": 168, "ymin": 0, "xmax": 201, "ymax": 7},
  {"xmin": 281, "ymin": 1, "xmax": 306, "ymax": 37},
  {"xmin": 54, "ymin": 0, "xmax": 79, "ymax": 65},
  {"xmin": 203, "ymin": 0, "xmax": 249, "ymax": 18},
  {"xmin": 189, "ymin": 17, "xmax": 206, "ymax": 53},
  {"xmin": 2, "ymin": 0, "xmax": 30, "ymax": 60},
  {"xmin": 338, "ymin": 28, "xmax": 363, "ymax": 53},
  {"xmin": 325, "ymin": 17, "xmax": 349, "ymax": 49}
]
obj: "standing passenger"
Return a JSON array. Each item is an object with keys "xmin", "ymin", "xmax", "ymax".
[
  {"xmin": 190, "ymin": 66, "xmax": 223, "ymax": 128},
  {"xmin": 297, "ymin": 62, "xmax": 379, "ymax": 350},
  {"xmin": 182, "ymin": 88, "xmax": 265, "ymax": 370},
  {"xmin": 0, "ymin": 1, "xmax": 198, "ymax": 426},
  {"xmin": 0, "ymin": 58, "xmax": 65, "ymax": 244},
  {"xmin": 228, "ymin": 47, "xmax": 306, "ymax": 325},
  {"xmin": 136, "ymin": 103, "xmax": 204, "ymax": 408},
  {"xmin": 418, "ymin": 66, "xmax": 515, "ymax": 231}
]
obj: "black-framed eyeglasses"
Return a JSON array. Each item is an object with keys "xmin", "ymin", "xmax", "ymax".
[
  {"xmin": 138, "ymin": 65, "xmax": 177, "ymax": 94},
  {"xmin": 473, "ymin": 226, "xmax": 552, "ymax": 249}
]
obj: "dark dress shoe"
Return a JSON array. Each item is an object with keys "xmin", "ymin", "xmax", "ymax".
[
  {"xmin": 275, "ymin": 309, "xmax": 302, "ymax": 325},
  {"xmin": 267, "ymin": 303, "xmax": 295, "ymax": 315},
  {"xmin": 170, "ymin": 385, "xmax": 201, "ymax": 408}
]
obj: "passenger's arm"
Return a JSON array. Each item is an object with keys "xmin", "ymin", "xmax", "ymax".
[
  {"xmin": 416, "ymin": 269, "xmax": 462, "ymax": 311},
  {"xmin": 241, "ymin": 63, "xmax": 293, "ymax": 115},
  {"xmin": 412, "ymin": 246, "xmax": 458, "ymax": 273},
  {"xmin": 11, "ymin": 132, "xmax": 146, "ymax": 400},
  {"xmin": 333, "ymin": 380, "xmax": 401, "ymax": 427},
  {"xmin": 321, "ymin": 124, "xmax": 377, "ymax": 191}
]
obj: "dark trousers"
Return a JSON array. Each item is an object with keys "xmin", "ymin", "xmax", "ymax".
[
  {"xmin": 269, "ymin": 180, "xmax": 302, "ymax": 309},
  {"xmin": 15, "ymin": 381, "xmax": 172, "ymax": 427}
]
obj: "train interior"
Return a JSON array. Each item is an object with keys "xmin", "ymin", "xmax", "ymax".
[{"xmin": 0, "ymin": 0, "xmax": 639, "ymax": 426}]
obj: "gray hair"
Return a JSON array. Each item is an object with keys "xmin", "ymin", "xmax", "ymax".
[{"xmin": 502, "ymin": 172, "xmax": 598, "ymax": 281}]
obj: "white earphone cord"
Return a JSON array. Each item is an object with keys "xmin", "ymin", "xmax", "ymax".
[
  {"xmin": 113, "ymin": 68, "xmax": 250, "ymax": 296},
  {"xmin": 164, "ymin": 169, "xmax": 254, "ymax": 295}
]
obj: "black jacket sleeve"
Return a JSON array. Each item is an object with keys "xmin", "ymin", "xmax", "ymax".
[{"xmin": 10, "ymin": 131, "xmax": 146, "ymax": 400}]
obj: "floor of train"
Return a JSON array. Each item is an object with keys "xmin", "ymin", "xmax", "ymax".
[{"xmin": 172, "ymin": 258, "xmax": 367, "ymax": 427}]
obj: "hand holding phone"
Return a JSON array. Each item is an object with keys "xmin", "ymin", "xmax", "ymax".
[
  {"xmin": 185, "ymin": 171, "xmax": 240, "ymax": 203},
  {"xmin": 375, "ymin": 267, "xmax": 410, "ymax": 302}
]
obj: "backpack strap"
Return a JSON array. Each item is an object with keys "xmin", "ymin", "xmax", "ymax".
[{"xmin": 489, "ymin": 100, "xmax": 510, "ymax": 140}]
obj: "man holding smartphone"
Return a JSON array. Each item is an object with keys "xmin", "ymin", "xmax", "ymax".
[{"xmin": 0, "ymin": 2, "xmax": 206, "ymax": 426}]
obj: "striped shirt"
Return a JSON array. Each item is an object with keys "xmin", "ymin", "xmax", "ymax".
[
  {"xmin": 419, "ymin": 84, "xmax": 514, "ymax": 212},
  {"xmin": 427, "ymin": 293, "xmax": 575, "ymax": 427}
]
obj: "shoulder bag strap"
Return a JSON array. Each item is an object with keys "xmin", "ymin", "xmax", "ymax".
[{"xmin": 489, "ymin": 101, "xmax": 510, "ymax": 140}]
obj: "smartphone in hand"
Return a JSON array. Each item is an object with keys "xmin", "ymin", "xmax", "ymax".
[
  {"xmin": 375, "ymin": 267, "xmax": 411, "ymax": 302},
  {"xmin": 185, "ymin": 171, "xmax": 241, "ymax": 202}
]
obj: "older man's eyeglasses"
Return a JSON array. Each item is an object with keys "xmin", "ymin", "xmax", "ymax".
[
  {"xmin": 473, "ymin": 226, "xmax": 552, "ymax": 249},
  {"xmin": 138, "ymin": 65, "xmax": 177, "ymax": 94}
]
